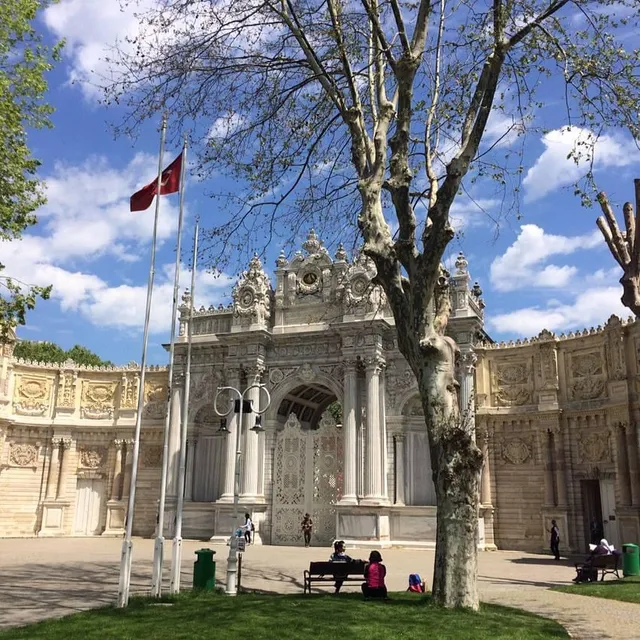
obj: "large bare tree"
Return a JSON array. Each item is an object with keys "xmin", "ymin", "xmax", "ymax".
[
  {"xmin": 597, "ymin": 181, "xmax": 640, "ymax": 317},
  {"xmin": 107, "ymin": 0, "xmax": 640, "ymax": 608}
]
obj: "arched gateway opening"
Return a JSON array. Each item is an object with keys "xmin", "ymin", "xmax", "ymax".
[{"xmin": 271, "ymin": 383, "xmax": 343, "ymax": 546}]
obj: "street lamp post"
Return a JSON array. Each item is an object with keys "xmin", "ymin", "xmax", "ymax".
[{"xmin": 214, "ymin": 381, "xmax": 271, "ymax": 596}]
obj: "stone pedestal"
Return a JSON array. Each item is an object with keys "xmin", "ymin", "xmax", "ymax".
[
  {"xmin": 38, "ymin": 500, "xmax": 70, "ymax": 537},
  {"xmin": 103, "ymin": 500, "xmax": 126, "ymax": 535}
]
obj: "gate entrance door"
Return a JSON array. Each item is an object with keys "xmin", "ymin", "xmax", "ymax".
[{"xmin": 272, "ymin": 412, "xmax": 343, "ymax": 546}]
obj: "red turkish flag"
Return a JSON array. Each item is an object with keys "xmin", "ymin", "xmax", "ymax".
[{"xmin": 130, "ymin": 152, "xmax": 183, "ymax": 212}]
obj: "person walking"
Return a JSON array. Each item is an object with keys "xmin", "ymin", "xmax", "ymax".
[
  {"xmin": 243, "ymin": 513, "xmax": 253, "ymax": 545},
  {"xmin": 301, "ymin": 513, "xmax": 313, "ymax": 547},
  {"xmin": 550, "ymin": 519, "xmax": 561, "ymax": 560}
]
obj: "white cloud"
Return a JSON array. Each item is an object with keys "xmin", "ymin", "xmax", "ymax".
[
  {"xmin": 490, "ymin": 224, "xmax": 601, "ymax": 292},
  {"xmin": 489, "ymin": 286, "xmax": 627, "ymax": 336},
  {"xmin": 208, "ymin": 113, "xmax": 246, "ymax": 139},
  {"xmin": 523, "ymin": 126, "xmax": 640, "ymax": 202},
  {"xmin": 44, "ymin": 0, "xmax": 149, "ymax": 99},
  {"xmin": 482, "ymin": 111, "xmax": 526, "ymax": 149},
  {"xmin": 2, "ymin": 154, "xmax": 234, "ymax": 333},
  {"xmin": 449, "ymin": 197, "xmax": 501, "ymax": 231}
]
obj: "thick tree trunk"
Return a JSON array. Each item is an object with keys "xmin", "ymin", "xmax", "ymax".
[{"xmin": 417, "ymin": 338, "xmax": 483, "ymax": 610}]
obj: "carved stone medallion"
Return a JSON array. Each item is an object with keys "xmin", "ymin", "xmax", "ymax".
[
  {"xmin": 501, "ymin": 438, "xmax": 531, "ymax": 465},
  {"xmin": 13, "ymin": 376, "xmax": 52, "ymax": 416},
  {"xmin": 79, "ymin": 447, "xmax": 107, "ymax": 469},
  {"xmin": 81, "ymin": 381, "xmax": 118, "ymax": 419},
  {"xmin": 578, "ymin": 433, "xmax": 610, "ymax": 463},
  {"xmin": 9, "ymin": 443, "xmax": 38, "ymax": 467}
]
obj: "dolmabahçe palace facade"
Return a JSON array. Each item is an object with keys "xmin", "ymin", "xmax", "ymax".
[{"xmin": 1, "ymin": 230, "xmax": 639, "ymax": 552}]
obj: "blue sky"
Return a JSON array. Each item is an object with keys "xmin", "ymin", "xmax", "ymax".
[{"xmin": 8, "ymin": 1, "xmax": 638, "ymax": 364}]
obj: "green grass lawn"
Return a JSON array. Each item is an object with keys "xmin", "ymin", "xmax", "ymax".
[
  {"xmin": 0, "ymin": 591, "xmax": 568, "ymax": 640},
  {"xmin": 552, "ymin": 575, "xmax": 640, "ymax": 604}
]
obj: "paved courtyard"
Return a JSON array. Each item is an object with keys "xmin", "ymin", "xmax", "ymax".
[{"xmin": 0, "ymin": 538, "xmax": 637, "ymax": 639}]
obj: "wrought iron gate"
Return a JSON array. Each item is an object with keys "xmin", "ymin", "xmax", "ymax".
[{"xmin": 271, "ymin": 412, "xmax": 343, "ymax": 546}]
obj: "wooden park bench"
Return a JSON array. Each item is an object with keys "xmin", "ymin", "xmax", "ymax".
[
  {"xmin": 303, "ymin": 560, "xmax": 366, "ymax": 594},
  {"xmin": 575, "ymin": 553, "xmax": 621, "ymax": 582}
]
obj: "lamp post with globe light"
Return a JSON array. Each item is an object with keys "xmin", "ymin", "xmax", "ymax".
[{"xmin": 213, "ymin": 381, "xmax": 270, "ymax": 596}]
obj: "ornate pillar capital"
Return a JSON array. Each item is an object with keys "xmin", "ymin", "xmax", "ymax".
[
  {"xmin": 114, "ymin": 438, "xmax": 125, "ymax": 449},
  {"xmin": 364, "ymin": 355, "xmax": 385, "ymax": 374},
  {"xmin": 60, "ymin": 438, "xmax": 73, "ymax": 450},
  {"xmin": 459, "ymin": 350, "xmax": 477, "ymax": 374}
]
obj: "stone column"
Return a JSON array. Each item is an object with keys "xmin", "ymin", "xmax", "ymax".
[
  {"xmin": 459, "ymin": 351, "xmax": 477, "ymax": 437},
  {"xmin": 553, "ymin": 429, "xmax": 568, "ymax": 506},
  {"xmin": 110, "ymin": 439, "xmax": 124, "ymax": 501},
  {"xmin": 379, "ymin": 365, "xmax": 389, "ymax": 501},
  {"xmin": 363, "ymin": 356, "xmax": 384, "ymax": 504},
  {"xmin": 121, "ymin": 439, "xmax": 134, "ymax": 500},
  {"xmin": 185, "ymin": 435, "xmax": 197, "ymax": 501},
  {"xmin": 45, "ymin": 437, "xmax": 61, "ymax": 500},
  {"xmin": 394, "ymin": 433, "xmax": 406, "ymax": 505},
  {"xmin": 616, "ymin": 424, "xmax": 632, "ymax": 506},
  {"xmin": 220, "ymin": 370, "xmax": 241, "ymax": 502},
  {"xmin": 56, "ymin": 438, "xmax": 73, "ymax": 499},
  {"xmin": 626, "ymin": 424, "xmax": 639, "ymax": 506},
  {"xmin": 480, "ymin": 429, "xmax": 492, "ymax": 506},
  {"xmin": 241, "ymin": 365, "xmax": 263, "ymax": 501},
  {"xmin": 340, "ymin": 360, "xmax": 358, "ymax": 505},
  {"xmin": 543, "ymin": 430, "xmax": 555, "ymax": 506},
  {"xmin": 166, "ymin": 376, "xmax": 183, "ymax": 498}
]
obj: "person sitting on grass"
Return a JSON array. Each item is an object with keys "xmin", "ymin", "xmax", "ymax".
[
  {"xmin": 362, "ymin": 550, "xmax": 388, "ymax": 600},
  {"xmin": 329, "ymin": 540, "xmax": 352, "ymax": 594}
]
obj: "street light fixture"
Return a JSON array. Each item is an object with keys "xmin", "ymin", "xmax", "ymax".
[{"xmin": 213, "ymin": 381, "xmax": 271, "ymax": 596}]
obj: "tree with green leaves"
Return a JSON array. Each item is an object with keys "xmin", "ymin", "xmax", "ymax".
[
  {"xmin": 108, "ymin": 0, "xmax": 640, "ymax": 608},
  {"xmin": 13, "ymin": 340, "xmax": 113, "ymax": 367},
  {"xmin": 0, "ymin": 0, "xmax": 62, "ymax": 339}
]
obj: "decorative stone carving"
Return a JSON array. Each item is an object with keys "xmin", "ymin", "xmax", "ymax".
[
  {"xmin": 604, "ymin": 315, "xmax": 626, "ymax": 381},
  {"xmin": 500, "ymin": 437, "xmax": 532, "ymax": 465},
  {"xmin": 81, "ymin": 381, "xmax": 118, "ymax": 419},
  {"xmin": 298, "ymin": 363, "xmax": 316, "ymax": 382},
  {"xmin": 297, "ymin": 265, "xmax": 322, "ymax": 296},
  {"xmin": 494, "ymin": 362, "xmax": 531, "ymax": 406},
  {"xmin": 78, "ymin": 447, "xmax": 107, "ymax": 469},
  {"xmin": 538, "ymin": 344, "xmax": 559, "ymax": 390},
  {"xmin": 270, "ymin": 341, "xmax": 340, "ymax": 358},
  {"xmin": 190, "ymin": 370, "xmax": 216, "ymax": 402},
  {"xmin": 120, "ymin": 373, "xmax": 139, "ymax": 409},
  {"xmin": 344, "ymin": 251, "xmax": 377, "ymax": 307},
  {"xmin": 141, "ymin": 445, "xmax": 163, "ymax": 467},
  {"xmin": 401, "ymin": 394, "xmax": 423, "ymax": 416},
  {"xmin": 56, "ymin": 371, "xmax": 78, "ymax": 409},
  {"xmin": 385, "ymin": 360, "xmax": 417, "ymax": 408},
  {"xmin": 142, "ymin": 381, "xmax": 168, "ymax": 420},
  {"xmin": 13, "ymin": 376, "xmax": 53, "ymax": 416},
  {"xmin": 194, "ymin": 404, "xmax": 219, "ymax": 426},
  {"xmin": 569, "ymin": 351, "xmax": 606, "ymax": 400},
  {"xmin": 232, "ymin": 254, "xmax": 272, "ymax": 325},
  {"xmin": 9, "ymin": 443, "xmax": 38, "ymax": 467},
  {"xmin": 578, "ymin": 433, "xmax": 610, "ymax": 463}
]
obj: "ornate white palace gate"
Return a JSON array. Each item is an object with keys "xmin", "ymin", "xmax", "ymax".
[{"xmin": 272, "ymin": 412, "xmax": 343, "ymax": 546}]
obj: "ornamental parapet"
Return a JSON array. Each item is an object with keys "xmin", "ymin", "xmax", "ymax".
[{"xmin": 2, "ymin": 357, "xmax": 169, "ymax": 425}]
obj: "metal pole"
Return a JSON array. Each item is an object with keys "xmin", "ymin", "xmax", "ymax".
[
  {"xmin": 151, "ymin": 138, "xmax": 188, "ymax": 597},
  {"xmin": 170, "ymin": 217, "xmax": 198, "ymax": 594},
  {"xmin": 118, "ymin": 112, "xmax": 167, "ymax": 608},
  {"xmin": 226, "ymin": 393, "xmax": 244, "ymax": 596}
]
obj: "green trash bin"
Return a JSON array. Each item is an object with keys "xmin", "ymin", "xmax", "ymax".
[
  {"xmin": 193, "ymin": 548, "xmax": 216, "ymax": 589},
  {"xmin": 622, "ymin": 543, "xmax": 639, "ymax": 577}
]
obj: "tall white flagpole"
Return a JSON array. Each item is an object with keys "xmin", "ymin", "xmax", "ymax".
[
  {"xmin": 151, "ymin": 136, "xmax": 188, "ymax": 597},
  {"xmin": 170, "ymin": 217, "xmax": 198, "ymax": 593},
  {"xmin": 118, "ymin": 112, "xmax": 168, "ymax": 608}
]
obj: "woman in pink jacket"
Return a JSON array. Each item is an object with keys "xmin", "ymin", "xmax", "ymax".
[{"xmin": 362, "ymin": 551, "xmax": 388, "ymax": 599}]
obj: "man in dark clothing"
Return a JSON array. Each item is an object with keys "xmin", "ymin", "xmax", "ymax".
[{"xmin": 550, "ymin": 520, "xmax": 560, "ymax": 560}]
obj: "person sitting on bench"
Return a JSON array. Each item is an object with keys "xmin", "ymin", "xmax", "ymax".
[
  {"xmin": 362, "ymin": 551, "xmax": 388, "ymax": 599},
  {"xmin": 329, "ymin": 540, "xmax": 352, "ymax": 593},
  {"xmin": 573, "ymin": 539, "xmax": 612, "ymax": 582}
]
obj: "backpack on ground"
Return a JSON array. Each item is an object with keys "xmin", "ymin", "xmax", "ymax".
[{"xmin": 408, "ymin": 573, "xmax": 425, "ymax": 593}]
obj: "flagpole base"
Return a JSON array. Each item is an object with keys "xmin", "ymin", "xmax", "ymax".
[
  {"xmin": 117, "ymin": 538, "xmax": 133, "ymax": 608},
  {"xmin": 151, "ymin": 536, "xmax": 165, "ymax": 597},
  {"xmin": 169, "ymin": 536, "xmax": 183, "ymax": 594}
]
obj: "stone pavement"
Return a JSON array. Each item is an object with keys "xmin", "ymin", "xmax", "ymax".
[{"xmin": 0, "ymin": 538, "xmax": 637, "ymax": 638}]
